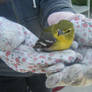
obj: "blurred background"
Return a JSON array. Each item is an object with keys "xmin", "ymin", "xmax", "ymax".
[{"xmin": 71, "ymin": 0, "xmax": 92, "ymax": 18}]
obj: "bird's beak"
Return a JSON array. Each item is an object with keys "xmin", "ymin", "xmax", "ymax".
[{"xmin": 57, "ymin": 29, "xmax": 64, "ymax": 36}]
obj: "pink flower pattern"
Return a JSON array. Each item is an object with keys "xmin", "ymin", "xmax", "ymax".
[
  {"xmin": 71, "ymin": 15, "xmax": 92, "ymax": 46},
  {"xmin": 1, "ymin": 15, "xmax": 92, "ymax": 74},
  {"xmin": 70, "ymin": 15, "xmax": 92, "ymax": 66},
  {"xmin": 0, "ymin": 17, "xmax": 82, "ymax": 73}
]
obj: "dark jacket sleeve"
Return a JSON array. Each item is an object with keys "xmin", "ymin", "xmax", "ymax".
[{"xmin": 40, "ymin": 0, "xmax": 75, "ymax": 26}]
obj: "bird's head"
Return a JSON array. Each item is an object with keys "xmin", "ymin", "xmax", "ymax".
[
  {"xmin": 57, "ymin": 20, "xmax": 74, "ymax": 40},
  {"xmin": 44, "ymin": 20, "xmax": 74, "ymax": 41}
]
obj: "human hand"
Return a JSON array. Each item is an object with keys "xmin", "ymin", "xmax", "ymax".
[
  {"xmin": 0, "ymin": 17, "xmax": 82, "ymax": 73},
  {"xmin": 45, "ymin": 47, "xmax": 92, "ymax": 88},
  {"xmin": 46, "ymin": 64, "xmax": 86, "ymax": 88},
  {"xmin": 45, "ymin": 12, "xmax": 92, "ymax": 88},
  {"xmin": 0, "ymin": 17, "xmax": 25, "ymax": 51},
  {"xmin": 70, "ymin": 14, "xmax": 92, "ymax": 46},
  {"xmin": 0, "ymin": 46, "xmax": 82, "ymax": 73},
  {"xmin": 48, "ymin": 12, "xmax": 92, "ymax": 47}
]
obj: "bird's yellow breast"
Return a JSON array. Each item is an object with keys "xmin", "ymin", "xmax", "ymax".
[{"xmin": 56, "ymin": 36, "xmax": 73, "ymax": 50}]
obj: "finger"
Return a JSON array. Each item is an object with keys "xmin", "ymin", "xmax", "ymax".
[
  {"xmin": 76, "ymin": 52, "xmax": 83, "ymax": 62},
  {"xmin": 71, "ymin": 41, "xmax": 79, "ymax": 49},
  {"xmin": 42, "ymin": 63, "xmax": 65, "ymax": 75},
  {"xmin": 58, "ymin": 49, "xmax": 81, "ymax": 64},
  {"xmin": 46, "ymin": 71, "xmax": 63, "ymax": 88},
  {"xmin": 46, "ymin": 64, "xmax": 85, "ymax": 88},
  {"xmin": 36, "ymin": 49, "xmax": 77, "ymax": 67},
  {"xmin": 56, "ymin": 49, "xmax": 79, "ymax": 65},
  {"xmin": 61, "ymin": 64, "xmax": 84, "ymax": 84}
]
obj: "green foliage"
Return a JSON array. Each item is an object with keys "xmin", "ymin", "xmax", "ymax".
[
  {"xmin": 72, "ymin": 0, "xmax": 87, "ymax": 6},
  {"xmin": 72, "ymin": 0, "xmax": 92, "ymax": 7}
]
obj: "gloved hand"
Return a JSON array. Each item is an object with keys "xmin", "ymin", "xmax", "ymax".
[
  {"xmin": 0, "ymin": 17, "xmax": 82, "ymax": 73},
  {"xmin": 0, "ymin": 17, "xmax": 25, "ymax": 51},
  {"xmin": 70, "ymin": 14, "xmax": 92, "ymax": 46},
  {"xmin": 46, "ymin": 48, "xmax": 92, "ymax": 88},
  {"xmin": 45, "ymin": 13, "xmax": 92, "ymax": 88}
]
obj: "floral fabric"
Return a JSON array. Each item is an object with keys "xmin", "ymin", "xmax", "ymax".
[
  {"xmin": 46, "ymin": 14, "xmax": 92, "ymax": 88},
  {"xmin": 1, "ymin": 14, "xmax": 92, "ymax": 87},
  {"xmin": 0, "ymin": 17, "xmax": 81, "ymax": 73}
]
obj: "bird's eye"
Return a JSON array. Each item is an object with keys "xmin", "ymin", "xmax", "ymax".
[{"xmin": 65, "ymin": 29, "xmax": 71, "ymax": 33}]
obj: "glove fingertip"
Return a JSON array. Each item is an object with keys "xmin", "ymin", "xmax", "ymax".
[
  {"xmin": 71, "ymin": 41, "xmax": 79, "ymax": 49},
  {"xmin": 76, "ymin": 53, "xmax": 83, "ymax": 62}
]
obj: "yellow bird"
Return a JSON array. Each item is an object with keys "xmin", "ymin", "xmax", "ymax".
[{"xmin": 34, "ymin": 20, "xmax": 75, "ymax": 52}]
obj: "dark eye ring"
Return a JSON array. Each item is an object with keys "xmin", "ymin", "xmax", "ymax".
[{"xmin": 65, "ymin": 30, "xmax": 71, "ymax": 33}]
